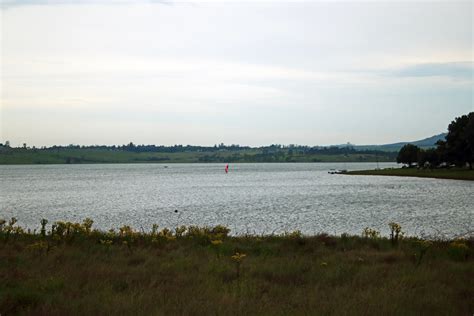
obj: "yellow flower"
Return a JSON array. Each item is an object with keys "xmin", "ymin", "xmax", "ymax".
[
  {"xmin": 26, "ymin": 241, "xmax": 48, "ymax": 251},
  {"xmin": 231, "ymin": 252, "xmax": 246, "ymax": 262},
  {"xmin": 211, "ymin": 240, "xmax": 223, "ymax": 245},
  {"xmin": 415, "ymin": 240, "xmax": 432, "ymax": 249},
  {"xmin": 450, "ymin": 240, "xmax": 468, "ymax": 251}
]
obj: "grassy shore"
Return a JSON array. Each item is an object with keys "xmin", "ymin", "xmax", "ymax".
[
  {"xmin": 1, "ymin": 219, "xmax": 472, "ymax": 315},
  {"xmin": 346, "ymin": 167, "xmax": 474, "ymax": 181},
  {"xmin": 0, "ymin": 147, "xmax": 396, "ymax": 164}
]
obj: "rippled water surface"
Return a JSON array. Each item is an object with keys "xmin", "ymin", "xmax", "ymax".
[{"xmin": 1, "ymin": 163, "xmax": 473, "ymax": 237}]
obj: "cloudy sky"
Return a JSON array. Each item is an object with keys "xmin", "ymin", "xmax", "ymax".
[{"xmin": 1, "ymin": 0, "xmax": 472, "ymax": 147}]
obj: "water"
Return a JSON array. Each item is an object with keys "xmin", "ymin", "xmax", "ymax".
[{"xmin": 1, "ymin": 163, "xmax": 473, "ymax": 238}]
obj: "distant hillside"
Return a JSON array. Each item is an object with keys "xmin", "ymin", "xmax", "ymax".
[
  {"xmin": 0, "ymin": 134, "xmax": 447, "ymax": 164},
  {"xmin": 409, "ymin": 133, "xmax": 448, "ymax": 147},
  {"xmin": 0, "ymin": 144, "xmax": 397, "ymax": 164},
  {"xmin": 353, "ymin": 133, "xmax": 447, "ymax": 152}
]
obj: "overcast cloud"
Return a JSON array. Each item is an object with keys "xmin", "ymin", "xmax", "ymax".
[{"xmin": 1, "ymin": 0, "xmax": 472, "ymax": 146}]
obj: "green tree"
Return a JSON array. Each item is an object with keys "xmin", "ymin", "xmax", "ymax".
[
  {"xmin": 445, "ymin": 112, "xmax": 473, "ymax": 169},
  {"xmin": 435, "ymin": 139, "xmax": 447, "ymax": 164},
  {"xmin": 466, "ymin": 112, "xmax": 474, "ymax": 169},
  {"xmin": 418, "ymin": 148, "xmax": 439, "ymax": 168},
  {"xmin": 397, "ymin": 144, "xmax": 420, "ymax": 167}
]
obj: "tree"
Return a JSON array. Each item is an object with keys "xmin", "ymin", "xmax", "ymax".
[
  {"xmin": 444, "ymin": 112, "xmax": 474, "ymax": 169},
  {"xmin": 397, "ymin": 144, "xmax": 420, "ymax": 167},
  {"xmin": 125, "ymin": 142, "xmax": 136, "ymax": 152},
  {"xmin": 418, "ymin": 148, "xmax": 439, "ymax": 168},
  {"xmin": 466, "ymin": 112, "xmax": 474, "ymax": 169}
]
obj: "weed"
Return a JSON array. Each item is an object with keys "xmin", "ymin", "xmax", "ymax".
[
  {"xmin": 40, "ymin": 219, "xmax": 48, "ymax": 238},
  {"xmin": 0, "ymin": 217, "xmax": 472, "ymax": 315},
  {"xmin": 448, "ymin": 239, "xmax": 470, "ymax": 261},
  {"xmin": 389, "ymin": 222, "xmax": 404, "ymax": 246},
  {"xmin": 362, "ymin": 227, "xmax": 380, "ymax": 239},
  {"xmin": 412, "ymin": 239, "xmax": 432, "ymax": 267},
  {"xmin": 231, "ymin": 252, "xmax": 247, "ymax": 278}
]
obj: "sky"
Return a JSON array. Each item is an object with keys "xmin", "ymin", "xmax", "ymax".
[{"xmin": 0, "ymin": 0, "xmax": 473, "ymax": 147}]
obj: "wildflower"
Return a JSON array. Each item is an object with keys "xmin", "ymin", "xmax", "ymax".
[
  {"xmin": 231, "ymin": 252, "xmax": 247, "ymax": 262},
  {"xmin": 107, "ymin": 229, "xmax": 116, "ymax": 239},
  {"xmin": 211, "ymin": 240, "xmax": 223, "ymax": 246},
  {"xmin": 175, "ymin": 225, "xmax": 187, "ymax": 237},
  {"xmin": 362, "ymin": 227, "xmax": 380, "ymax": 239},
  {"xmin": 211, "ymin": 225, "xmax": 230, "ymax": 238},
  {"xmin": 40, "ymin": 219, "xmax": 48, "ymax": 237},
  {"xmin": 119, "ymin": 225, "xmax": 134, "ymax": 237},
  {"xmin": 450, "ymin": 239, "xmax": 468, "ymax": 251},
  {"xmin": 82, "ymin": 218, "xmax": 94, "ymax": 234},
  {"xmin": 100, "ymin": 239, "xmax": 113, "ymax": 245},
  {"xmin": 388, "ymin": 222, "xmax": 404, "ymax": 244},
  {"xmin": 165, "ymin": 235, "xmax": 176, "ymax": 241},
  {"xmin": 284, "ymin": 230, "xmax": 302, "ymax": 239},
  {"xmin": 9, "ymin": 217, "xmax": 17, "ymax": 226},
  {"xmin": 231, "ymin": 252, "xmax": 247, "ymax": 278},
  {"xmin": 26, "ymin": 241, "xmax": 48, "ymax": 252},
  {"xmin": 152, "ymin": 224, "xmax": 159, "ymax": 235},
  {"xmin": 447, "ymin": 239, "xmax": 469, "ymax": 261},
  {"xmin": 158, "ymin": 228, "xmax": 175, "ymax": 240},
  {"xmin": 416, "ymin": 240, "xmax": 433, "ymax": 249}
]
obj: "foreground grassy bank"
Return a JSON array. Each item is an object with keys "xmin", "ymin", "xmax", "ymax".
[
  {"xmin": 346, "ymin": 167, "xmax": 474, "ymax": 181},
  {"xmin": 1, "ymin": 219, "xmax": 472, "ymax": 315}
]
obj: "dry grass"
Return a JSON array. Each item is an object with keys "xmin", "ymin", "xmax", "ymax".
[{"xmin": 0, "ymin": 220, "xmax": 472, "ymax": 315}]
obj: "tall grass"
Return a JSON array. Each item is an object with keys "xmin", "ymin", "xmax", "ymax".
[{"xmin": 1, "ymin": 218, "xmax": 472, "ymax": 315}]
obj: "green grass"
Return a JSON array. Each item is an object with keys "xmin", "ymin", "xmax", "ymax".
[
  {"xmin": 0, "ymin": 148, "xmax": 396, "ymax": 164},
  {"xmin": 1, "ymin": 219, "xmax": 472, "ymax": 315},
  {"xmin": 346, "ymin": 167, "xmax": 474, "ymax": 181}
]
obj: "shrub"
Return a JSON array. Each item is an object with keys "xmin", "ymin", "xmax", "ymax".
[
  {"xmin": 448, "ymin": 239, "xmax": 470, "ymax": 261},
  {"xmin": 362, "ymin": 227, "xmax": 380, "ymax": 239},
  {"xmin": 388, "ymin": 222, "xmax": 404, "ymax": 245}
]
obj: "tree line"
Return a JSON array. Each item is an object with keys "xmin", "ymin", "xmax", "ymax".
[
  {"xmin": 0, "ymin": 141, "xmax": 393, "ymax": 158},
  {"xmin": 397, "ymin": 112, "xmax": 474, "ymax": 169}
]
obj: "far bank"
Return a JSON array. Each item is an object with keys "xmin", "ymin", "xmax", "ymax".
[{"xmin": 346, "ymin": 168, "xmax": 474, "ymax": 181}]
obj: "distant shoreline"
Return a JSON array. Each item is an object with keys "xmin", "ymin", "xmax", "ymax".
[
  {"xmin": 0, "ymin": 161, "xmax": 394, "ymax": 165},
  {"xmin": 0, "ymin": 146, "xmax": 397, "ymax": 165},
  {"xmin": 346, "ymin": 168, "xmax": 474, "ymax": 181}
]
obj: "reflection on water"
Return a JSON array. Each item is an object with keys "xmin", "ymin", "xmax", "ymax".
[{"xmin": 1, "ymin": 163, "xmax": 473, "ymax": 238}]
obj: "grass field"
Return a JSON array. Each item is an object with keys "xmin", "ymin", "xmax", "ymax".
[
  {"xmin": 1, "ymin": 219, "xmax": 472, "ymax": 315},
  {"xmin": 346, "ymin": 167, "xmax": 474, "ymax": 181},
  {"xmin": 0, "ymin": 148, "xmax": 396, "ymax": 164}
]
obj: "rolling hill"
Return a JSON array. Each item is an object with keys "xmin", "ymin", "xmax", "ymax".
[{"xmin": 351, "ymin": 133, "xmax": 447, "ymax": 152}]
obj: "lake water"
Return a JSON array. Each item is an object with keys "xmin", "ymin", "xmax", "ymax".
[{"xmin": 1, "ymin": 163, "xmax": 473, "ymax": 238}]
